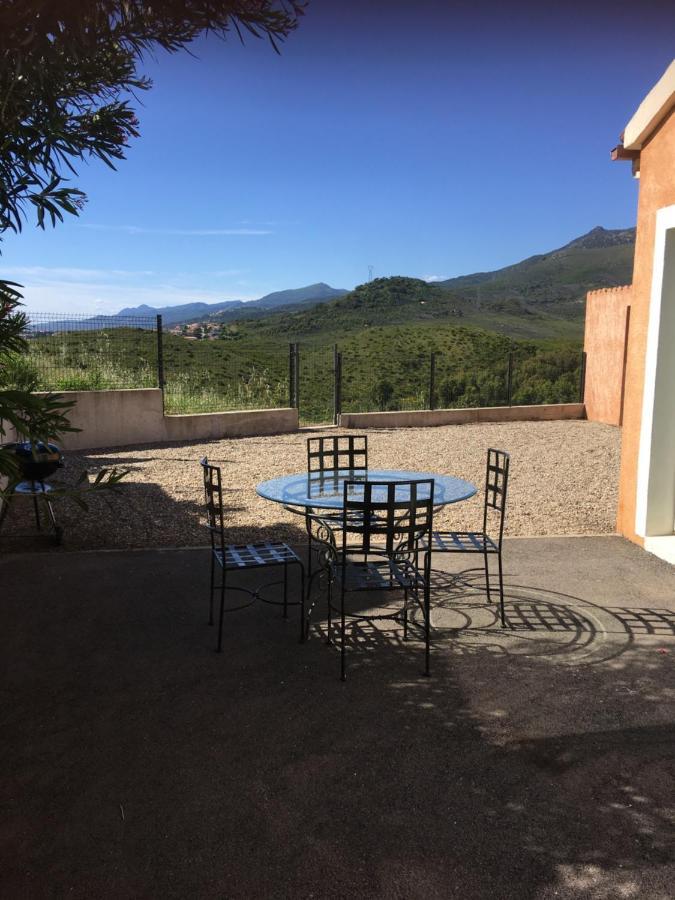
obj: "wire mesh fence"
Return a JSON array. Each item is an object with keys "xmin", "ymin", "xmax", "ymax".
[
  {"xmin": 12, "ymin": 312, "xmax": 585, "ymax": 422},
  {"xmin": 341, "ymin": 346, "xmax": 585, "ymax": 414},
  {"xmin": 20, "ymin": 313, "xmax": 159, "ymax": 392},
  {"xmin": 296, "ymin": 343, "xmax": 336, "ymax": 425},
  {"xmin": 341, "ymin": 347, "xmax": 428, "ymax": 413},
  {"xmin": 161, "ymin": 333, "xmax": 288, "ymax": 414}
]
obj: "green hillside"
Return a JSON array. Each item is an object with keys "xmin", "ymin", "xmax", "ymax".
[
  {"xmin": 223, "ymin": 275, "xmax": 577, "ymax": 343},
  {"xmin": 16, "ymin": 226, "xmax": 630, "ymax": 423},
  {"xmin": 221, "ymin": 227, "xmax": 634, "ymax": 344},
  {"xmin": 441, "ymin": 225, "xmax": 635, "ymax": 320}
]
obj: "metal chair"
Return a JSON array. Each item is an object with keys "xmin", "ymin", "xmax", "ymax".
[
  {"xmin": 307, "ymin": 434, "xmax": 368, "ymax": 473},
  {"xmin": 422, "ymin": 448, "xmax": 510, "ymax": 626},
  {"xmin": 320, "ymin": 478, "xmax": 434, "ymax": 681},
  {"xmin": 305, "ymin": 434, "xmax": 368, "ymax": 574},
  {"xmin": 201, "ymin": 458, "xmax": 305, "ymax": 651}
]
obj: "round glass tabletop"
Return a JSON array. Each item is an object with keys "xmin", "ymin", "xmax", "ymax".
[{"xmin": 256, "ymin": 468, "xmax": 477, "ymax": 510}]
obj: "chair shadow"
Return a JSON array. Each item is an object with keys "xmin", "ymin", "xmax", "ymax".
[{"xmin": 305, "ymin": 562, "xmax": 675, "ymax": 669}]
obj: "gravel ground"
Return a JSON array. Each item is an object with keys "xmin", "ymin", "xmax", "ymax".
[{"xmin": 2, "ymin": 420, "xmax": 621, "ymax": 551}]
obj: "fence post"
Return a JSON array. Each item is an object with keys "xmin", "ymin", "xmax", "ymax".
[
  {"xmin": 579, "ymin": 350, "xmax": 587, "ymax": 403},
  {"xmin": 156, "ymin": 315, "xmax": 165, "ymax": 410},
  {"xmin": 428, "ymin": 352, "xmax": 436, "ymax": 410},
  {"xmin": 293, "ymin": 343, "xmax": 300, "ymax": 411},
  {"xmin": 288, "ymin": 343, "xmax": 295, "ymax": 408},
  {"xmin": 333, "ymin": 344, "xmax": 342, "ymax": 424},
  {"xmin": 506, "ymin": 351, "xmax": 513, "ymax": 407}
]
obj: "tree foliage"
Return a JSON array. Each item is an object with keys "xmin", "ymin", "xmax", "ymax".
[
  {"xmin": 0, "ymin": 0, "xmax": 303, "ymax": 238},
  {"xmin": 0, "ymin": 0, "xmax": 303, "ymax": 489}
]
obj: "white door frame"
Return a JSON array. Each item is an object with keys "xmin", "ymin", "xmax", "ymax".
[{"xmin": 635, "ymin": 203, "xmax": 675, "ymax": 563}]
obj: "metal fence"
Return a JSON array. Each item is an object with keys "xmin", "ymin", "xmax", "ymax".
[
  {"xmin": 22, "ymin": 312, "xmax": 159, "ymax": 391},
  {"xmin": 162, "ymin": 333, "xmax": 288, "ymax": 415},
  {"xmin": 338, "ymin": 347, "xmax": 586, "ymax": 415},
  {"xmin": 16, "ymin": 312, "xmax": 587, "ymax": 424}
]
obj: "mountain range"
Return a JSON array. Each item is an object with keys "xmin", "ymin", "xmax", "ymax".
[
  {"xmin": 116, "ymin": 282, "xmax": 348, "ymax": 326},
  {"xmin": 35, "ymin": 226, "xmax": 634, "ymax": 338},
  {"xmin": 221, "ymin": 226, "xmax": 635, "ymax": 342},
  {"xmin": 439, "ymin": 225, "xmax": 635, "ymax": 319}
]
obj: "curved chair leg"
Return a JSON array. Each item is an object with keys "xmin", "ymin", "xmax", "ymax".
[
  {"xmin": 298, "ymin": 562, "xmax": 306, "ymax": 643},
  {"xmin": 340, "ymin": 581, "xmax": 346, "ymax": 683},
  {"xmin": 424, "ymin": 577, "xmax": 431, "ymax": 677},
  {"xmin": 282, "ymin": 559, "xmax": 289, "ymax": 619},
  {"xmin": 483, "ymin": 547, "xmax": 492, "ymax": 603},
  {"xmin": 497, "ymin": 551, "xmax": 506, "ymax": 627},
  {"xmin": 326, "ymin": 576, "xmax": 333, "ymax": 645},
  {"xmin": 216, "ymin": 571, "xmax": 226, "ymax": 653},
  {"xmin": 208, "ymin": 553, "xmax": 215, "ymax": 626}
]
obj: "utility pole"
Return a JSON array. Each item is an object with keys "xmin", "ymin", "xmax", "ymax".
[{"xmin": 368, "ymin": 265, "xmax": 374, "ymax": 282}]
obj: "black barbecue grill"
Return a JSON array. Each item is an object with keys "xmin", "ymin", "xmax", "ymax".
[{"xmin": 0, "ymin": 441, "xmax": 64, "ymax": 544}]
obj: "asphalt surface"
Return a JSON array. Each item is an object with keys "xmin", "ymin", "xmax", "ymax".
[{"xmin": 1, "ymin": 536, "xmax": 674, "ymax": 899}]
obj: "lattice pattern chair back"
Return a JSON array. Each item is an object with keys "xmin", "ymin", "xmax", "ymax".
[
  {"xmin": 307, "ymin": 435, "xmax": 368, "ymax": 473},
  {"xmin": 201, "ymin": 458, "xmax": 226, "ymax": 557},
  {"xmin": 342, "ymin": 479, "xmax": 434, "ymax": 556},
  {"xmin": 482, "ymin": 448, "xmax": 510, "ymax": 547}
]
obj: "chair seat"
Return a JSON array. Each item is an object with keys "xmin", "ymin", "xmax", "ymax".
[
  {"xmin": 215, "ymin": 541, "xmax": 300, "ymax": 570},
  {"xmin": 422, "ymin": 531, "xmax": 498, "ymax": 553}
]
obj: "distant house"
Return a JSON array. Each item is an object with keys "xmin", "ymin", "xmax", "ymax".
[{"xmin": 585, "ymin": 60, "xmax": 675, "ymax": 562}]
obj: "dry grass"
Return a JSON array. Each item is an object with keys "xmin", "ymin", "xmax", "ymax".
[{"xmin": 3, "ymin": 421, "xmax": 620, "ymax": 551}]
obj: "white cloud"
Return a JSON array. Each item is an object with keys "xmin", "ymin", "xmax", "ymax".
[
  {"xmin": 423, "ymin": 274, "xmax": 448, "ymax": 283},
  {"xmin": 78, "ymin": 224, "xmax": 273, "ymax": 236}
]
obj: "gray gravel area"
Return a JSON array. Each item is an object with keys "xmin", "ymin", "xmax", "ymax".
[{"xmin": 2, "ymin": 420, "xmax": 621, "ymax": 550}]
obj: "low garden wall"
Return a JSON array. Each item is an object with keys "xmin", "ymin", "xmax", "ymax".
[
  {"xmin": 10, "ymin": 390, "xmax": 587, "ymax": 451},
  {"xmin": 338, "ymin": 403, "xmax": 586, "ymax": 429},
  {"xmin": 32, "ymin": 389, "xmax": 298, "ymax": 450}
]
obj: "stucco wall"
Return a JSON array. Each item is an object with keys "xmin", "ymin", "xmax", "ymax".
[
  {"xmin": 583, "ymin": 286, "xmax": 632, "ymax": 426},
  {"xmin": 29, "ymin": 389, "xmax": 298, "ymax": 450},
  {"xmin": 339, "ymin": 403, "xmax": 585, "ymax": 429},
  {"xmin": 617, "ymin": 107, "xmax": 675, "ymax": 542}
]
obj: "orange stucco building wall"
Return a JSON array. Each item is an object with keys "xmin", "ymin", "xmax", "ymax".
[
  {"xmin": 583, "ymin": 286, "xmax": 632, "ymax": 426},
  {"xmin": 617, "ymin": 107, "xmax": 675, "ymax": 542}
]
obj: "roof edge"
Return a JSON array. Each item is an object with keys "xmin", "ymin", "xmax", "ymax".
[{"xmin": 624, "ymin": 60, "xmax": 675, "ymax": 151}]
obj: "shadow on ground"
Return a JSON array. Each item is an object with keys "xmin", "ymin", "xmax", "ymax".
[
  {"xmin": 0, "ymin": 536, "xmax": 673, "ymax": 898},
  {"xmin": 0, "ymin": 460, "xmax": 308, "ymax": 552}
]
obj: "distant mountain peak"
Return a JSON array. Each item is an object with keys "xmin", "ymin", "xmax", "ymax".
[{"xmin": 559, "ymin": 225, "xmax": 636, "ymax": 252}]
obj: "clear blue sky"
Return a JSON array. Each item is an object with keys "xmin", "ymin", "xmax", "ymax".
[{"xmin": 3, "ymin": 0, "xmax": 675, "ymax": 314}]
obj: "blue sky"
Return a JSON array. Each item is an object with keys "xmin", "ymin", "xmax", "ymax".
[{"xmin": 3, "ymin": 0, "xmax": 675, "ymax": 314}]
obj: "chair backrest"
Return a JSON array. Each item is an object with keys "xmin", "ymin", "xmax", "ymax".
[
  {"xmin": 482, "ymin": 448, "xmax": 510, "ymax": 547},
  {"xmin": 200, "ymin": 457, "xmax": 225, "ymax": 554},
  {"xmin": 307, "ymin": 435, "xmax": 368, "ymax": 473},
  {"xmin": 342, "ymin": 479, "xmax": 434, "ymax": 556}
]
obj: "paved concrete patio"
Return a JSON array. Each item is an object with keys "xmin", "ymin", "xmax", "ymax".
[{"xmin": 1, "ymin": 536, "xmax": 674, "ymax": 898}]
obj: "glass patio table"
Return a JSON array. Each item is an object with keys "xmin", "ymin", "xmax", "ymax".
[
  {"xmin": 256, "ymin": 468, "xmax": 477, "ymax": 512},
  {"xmin": 256, "ymin": 468, "xmax": 478, "ymax": 635}
]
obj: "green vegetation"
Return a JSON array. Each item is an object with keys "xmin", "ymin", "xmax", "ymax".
[
  {"xmin": 11, "ymin": 225, "xmax": 627, "ymax": 427},
  {"xmin": 19, "ymin": 319, "xmax": 583, "ymax": 425},
  {"xmin": 440, "ymin": 225, "xmax": 635, "ymax": 322}
]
